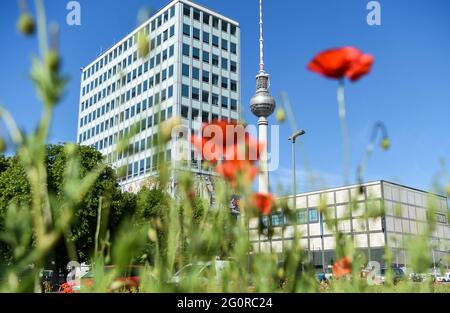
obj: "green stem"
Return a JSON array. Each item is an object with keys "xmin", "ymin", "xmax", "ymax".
[{"xmin": 337, "ymin": 79, "xmax": 350, "ymax": 185}]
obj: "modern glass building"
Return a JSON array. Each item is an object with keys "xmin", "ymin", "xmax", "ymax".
[
  {"xmin": 249, "ymin": 181, "xmax": 450, "ymax": 268},
  {"xmin": 76, "ymin": 0, "xmax": 240, "ymax": 193}
]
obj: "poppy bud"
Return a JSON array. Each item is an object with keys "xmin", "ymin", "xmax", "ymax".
[
  {"xmin": 0, "ymin": 138, "xmax": 6, "ymax": 153},
  {"xmin": 45, "ymin": 50, "xmax": 60, "ymax": 72},
  {"xmin": 275, "ymin": 108, "xmax": 285, "ymax": 123},
  {"xmin": 380, "ymin": 138, "xmax": 390, "ymax": 151},
  {"xmin": 137, "ymin": 32, "xmax": 149, "ymax": 59},
  {"xmin": 17, "ymin": 13, "xmax": 35, "ymax": 36}
]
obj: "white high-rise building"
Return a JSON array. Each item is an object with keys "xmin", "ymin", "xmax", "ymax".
[{"xmin": 76, "ymin": 0, "xmax": 240, "ymax": 194}]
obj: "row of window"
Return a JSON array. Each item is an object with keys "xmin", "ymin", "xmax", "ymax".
[
  {"xmin": 82, "ymin": 42, "xmax": 174, "ymax": 102},
  {"xmin": 182, "ymin": 44, "xmax": 237, "ymax": 72},
  {"xmin": 183, "ymin": 24, "xmax": 237, "ymax": 53},
  {"xmin": 120, "ymin": 149, "xmax": 171, "ymax": 181},
  {"xmin": 262, "ymin": 208, "xmax": 320, "ymax": 227},
  {"xmin": 79, "ymin": 86, "xmax": 174, "ymax": 142},
  {"xmin": 183, "ymin": 4, "xmax": 237, "ymax": 36},
  {"xmin": 82, "ymin": 5, "xmax": 176, "ymax": 81},
  {"xmin": 180, "ymin": 105, "xmax": 236, "ymax": 123},
  {"xmin": 181, "ymin": 84, "xmax": 237, "ymax": 110},
  {"xmin": 182, "ymin": 63, "xmax": 237, "ymax": 90},
  {"xmin": 81, "ymin": 62, "xmax": 174, "ymax": 123}
]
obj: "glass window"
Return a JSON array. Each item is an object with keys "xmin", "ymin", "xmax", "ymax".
[
  {"xmin": 193, "ymin": 27, "xmax": 200, "ymax": 40},
  {"xmin": 193, "ymin": 8, "xmax": 200, "ymax": 21},
  {"xmin": 308, "ymin": 208, "xmax": 319, "ymax": 223},
  {"xmin": 202, "ymin": 70, "xmax": 209, "ymax": 83},
  {"xmin": 221, "ymin": 76, "xmax": 228, "ymax": 89},
  {"xmin": 181, "ymin": 105, "xmax": 189, "ymax": 118},
  {"xmin": 202, "ymin": 51, "xmax": 209, "ymax": 63},
  {"xmin": 231, "ymin": 25, "xmax": 237, "ymax": 36},
  {"xmin": 212, "ymin": 35, "xmax": 219, "ymax": 47},
  {"xmin": 297, "ymin": 209, "xmax": 308, "ymax": 224},
  {"xmin": 183, "ymin": 43, "xmax": 190, "ymax": 56},
  {"xmin": 202, "ymin": 90, "xmax": 209, "ymax": 103},
  {"xmin": 183, "ymin": 5, "xmax": 190, "ymax": 17},
  {"xmin": 271, "ymin": 213, "xmax": 282, "ymax": 227},
  {"xmin": 212, "ymin": 54, "xmax": 219, "ymax": 66},
  {"xmin": 230, "ymin": 99, "xmax": 237, "ymax": 110},
  {"xmin": 230, "ymin": 42, "xmax": 237, "ymax": 54},
  {"xmin": 221, "ymin": 39, "xmax": 228, "ymax": 51},
  {"xmin": 192, "ymin": 87, "xmax": 199, "ymax": 100},
  {"xmin": 221, "ymin": 57, "xmax": 228, "ymax": 70},
  {"xmin": 203, "ymin": 32, "xmax": 209, "ymax": 44},
  {"xmin": 183, "ymin": 23, "xmax": 190, "ymax": 36},
  {"xmin": 193, "ymin": 47, "xmax": 200, "ymax": 60},
  {"xmin": 221, "ymin": 21, "xmax": 228, "ymax": 32},
  {"xmin": 192, "ymin": 67, "xmax": 200, "ymax": 80},
  {"xmin": 212, "ymin": 74, "xmax": 219, "ymax": 85},
  {"xmin": 212, "ymin": 93, "xmax": 219, "ymax": 105},
  {"xmin": 182, "ymin": 84, "xmax": 189, "ymax": 98},
  {"xmin": 230, "ymin": 61, "xmax": 237, "ymax": 73},
  {"xmin": 231, "ymin": 80, "xmax": 237, "ymax": 91},
  {"xmin": 221, "ymin": 96, "xmax": 228, "ymax": 108},
  {"xmin": 203, "ymin": 13, "xmax": 210, "ymax": 24},
  {"xmin": 182, "ymin": 63, "xmax": 190, "ymax": 77},
  {"xmin": 212, "ymin": 17, "xmax": 219, "ymax": 29}
]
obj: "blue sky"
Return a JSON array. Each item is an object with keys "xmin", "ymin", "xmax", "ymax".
[{"xmin": 1, "ymin": 0, "xmax": 449, "ymax": 195}]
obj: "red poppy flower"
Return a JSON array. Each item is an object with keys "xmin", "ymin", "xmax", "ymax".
[
  {"xmin": 191, "ymin": 119, "xmax": 263, "ymax": 164},
  {"xmin": 250, "ymin": 193, "xmax": 275, "ymax": 215},
  {"xmin": 216, "ymin": 159, "xmax": 258, "ymax": 188},
  {"xmin": 308, "ymin": 46, "xmax": 373, "ymax": 82},
  {"xmin": 332, "ymin": 256, "xmax": 352, "ymax": 278}
]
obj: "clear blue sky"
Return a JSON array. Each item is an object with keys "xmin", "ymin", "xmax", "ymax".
[{"xmin": 1, "ymin": 0, "xmax": 449, "ymax": 195}]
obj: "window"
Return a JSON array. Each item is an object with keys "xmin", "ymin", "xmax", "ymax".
[
  {"xmin": 212, "ymin": 35, "xmax": 219, "ymax": 47},
  {"xmin": 231, "ymin": 25, "xmax": 237, "ymax": 36},
  {"xmin": 221, "ymin": 76, "xmax": 228, "ymax": 89},
  {"xmin": 192, "ymin": 67, "xmax": 200, "ymax": 80},
  {"xmin": 212, "ymin": 74, "xmax": 219, "ymax": 86},
  {"xmin": 230, "ymin": 42, "xmax": 237, "ymax": 54},
  {"xmin": 212, "ymin": 54, "xmax": 219, "ymax": 66},
  {"xmin": 308, "ymin": 208, "xmax": 319, "ymax": 223},
  {"xmin": 212, "ymin": 17, "xmax": 219, "ymax": 29},
  {"xmin": 202, "ymin": 90, "xmax": 209, "ymax": 103},
  {"xmin": 182, "ymin": 63, "xmax": 190, "ymax": 77},
  {"xmin": 271, "ymin": 213, "xmax": 282, "ymax": 227},
  {"xmin": 212, "ymin": 93, "xmax": 219, "ymax": 106},
  {"xmin": 170, "ymin": 25, "xmax": 175, "ymax": 37},
  {"xmin": 183, "ymin": 24, "xmax": 190, "ymax": 36},
  {"xmin": 221, "ymin": 96, "xmax": 228, "ymax": 108},
  {"xmin": 203, "ymin": 13, "xmax": 210, "ymax": 24},
  {"xmin": 192, "ymin": 87, "xmax": 199, "ymax": 100},
  {"xmin": 193, "ymin": 27, "xmax": 200, "ymax": 40},
  {"xmin": 182, "ymin": 84, "xmax": 189, "ymax": 98},
  {"xmin": 203, "ymin": 32, "xmax": 209, "ymax": 44},
  {"xmin": 221, "ymin": 21, "xmax": 228, "ymax": 32},
  {"xmin": 230, "ymin": 99, "xmax": 237, "ymax": 111},
  {"xmin": 168, "ymin": 86, "xmax": 173, "ymax": 98},
  {"xmin": 181, "ymin": 105, "xmax": 189, "ymax": 118},
  {"xmin": 183, "ymin": 43, "xmax": 190, "ymax": 56},
  {"xmin": 193, "ymin": 9, "xmax": 200, "ymax": 21},
  {"xmin": 221, "ymin": 57, "xmax": 228, "ymax": 70},
  {"xmin": 202, "ymin": 70, "xmax": 209, "ymax": 83},
  {"xmin": 231, "ymin": 80, "xmax": 237, "ymax": 91},
  {"xmin": 193, "ymin": 47, "xmax": 200, "ymax": 60},
  {"xmin": 183, "ymin": 5, "xmax": 190, "ymax": 17},
  {"xmin": 202, "ymin": 51, "xmax": 209, "ymax": 63},
  {"xmin": 231, "ymin": 61, "xmax": 237, "ymax": 73},
  {"xmin": 221, "ymin": 39, "xmax": 228, "ymax": 51}
]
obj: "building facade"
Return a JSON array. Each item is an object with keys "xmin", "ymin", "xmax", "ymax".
[
  {"xmin": 249, "ymin": 181, "xmax": 450, "ymax": 268},
  {"xmin": 76, "ymin": 0, "xmax": 240, "ymax": 194}
]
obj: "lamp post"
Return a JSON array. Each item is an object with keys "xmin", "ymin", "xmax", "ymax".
[{"xmin": 288, "ymin": 130, "xmax": 305, "ymax": 209}]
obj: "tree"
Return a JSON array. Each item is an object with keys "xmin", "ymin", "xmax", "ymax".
[{"xmin": 0, "ymin": 144, "xmax": 137, "ymax": 269}]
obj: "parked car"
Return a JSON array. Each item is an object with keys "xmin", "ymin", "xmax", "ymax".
[
  {"xmin": 59, "ymin": 265, "xmax": 143, "ymax": 293},
  {"xmin": 376, "ymin": 267, "xmax": 406, "ymax": 285}
]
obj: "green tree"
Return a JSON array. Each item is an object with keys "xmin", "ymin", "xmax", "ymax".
[{"xmin": 0, "ymin": 144, "xmax": 137, "ymax": 268}]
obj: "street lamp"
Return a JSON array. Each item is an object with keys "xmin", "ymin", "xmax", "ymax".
[{"xmin": 288, "ymin": 130, "xmax": 306, "ymax": 209}]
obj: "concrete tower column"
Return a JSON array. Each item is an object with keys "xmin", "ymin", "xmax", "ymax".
[{"xmin": 258, "ymin": 116, "xmax": 269, "ymax": 193}]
